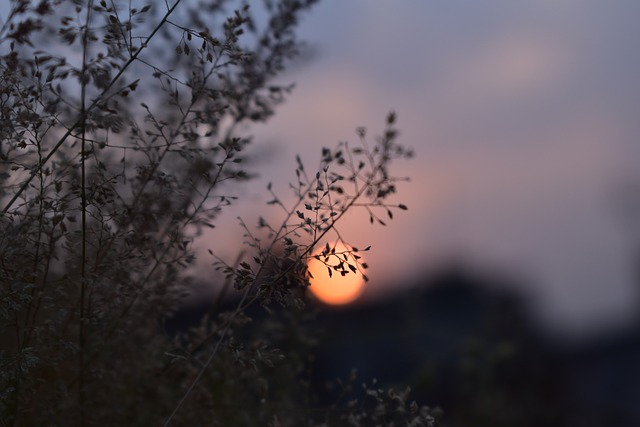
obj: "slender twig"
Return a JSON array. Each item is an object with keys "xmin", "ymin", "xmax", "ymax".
[
  {"xmin": 78, "ymin": 3, "xmax": 94, "ymax": 424},
  {"xmin": 162, "ymin": 131, "xmax": 398, "ymax": 425}
]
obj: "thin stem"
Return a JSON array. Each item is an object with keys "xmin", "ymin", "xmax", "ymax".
[
  {"xmin": 78, "ymin": 3, "xmax": 93, "ymax": 424},
  {"xmin": 163, "ymin": 138, "xmax": 393, "ymax": 424}
]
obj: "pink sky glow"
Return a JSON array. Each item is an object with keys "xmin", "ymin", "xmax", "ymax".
[{"xmin": 197, "ymin": 1, "xmax": 640, "ymax": 338}]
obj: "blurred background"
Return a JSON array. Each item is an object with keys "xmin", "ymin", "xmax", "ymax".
[
  {"xmin": 188, "ymin": 1, "xmax": 640, "ymax": 424},
  {"xmin": 204, "ymin": 0, "xmax": 640, "ymax": 337}
]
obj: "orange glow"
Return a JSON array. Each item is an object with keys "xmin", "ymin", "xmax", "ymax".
[{"xmin": 307, "ymin": 242, "xmax": 365, "ymax": 305}]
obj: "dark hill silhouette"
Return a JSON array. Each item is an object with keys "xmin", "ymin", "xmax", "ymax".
[
  {"xmin": 311, "ymin": 265, "xmax": 564, "ymax": 426},
  {"xmin": 312, "ymin": 264, "xmax": 640, "ymax": 426},
  {"xmin": 165, "ymin": 263, "xmax": 640, "ymax": 426}
]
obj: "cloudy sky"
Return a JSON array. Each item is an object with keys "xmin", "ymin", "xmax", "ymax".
[{"xmin": 216, "ymin": 0, "xmax": 640, "ymax": 338}]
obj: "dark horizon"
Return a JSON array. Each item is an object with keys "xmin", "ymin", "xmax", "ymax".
[{"xmin": 166, "ymin": 262, "xmax": 640, "ymax": 426}]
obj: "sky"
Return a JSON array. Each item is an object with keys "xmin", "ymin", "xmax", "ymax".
[
  {"xmin": 3, "ymin": 1, "xmax": 640, "ymax": 338},
  {"xmin": 214, "ymin": 0, "xmax": 640, "ymax": 338}
]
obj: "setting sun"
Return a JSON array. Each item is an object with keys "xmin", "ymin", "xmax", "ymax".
[{"xmin": 307, "ymin": 242, "xmax": 366, "ymax": 305}]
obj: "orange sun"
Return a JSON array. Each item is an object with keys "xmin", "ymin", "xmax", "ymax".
[{"xmin": 307, "ymin": 242, "xmax": 366, "ymax": 305}]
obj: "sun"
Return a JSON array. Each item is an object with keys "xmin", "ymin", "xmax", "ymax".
[{"xmin": 307, "ymin": 242, "xmax": 366, "ymax": 305}]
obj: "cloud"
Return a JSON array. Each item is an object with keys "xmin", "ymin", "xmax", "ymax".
[{"xmin": 447, "ymin": 34, "xmax": 568, "ymax": 104}]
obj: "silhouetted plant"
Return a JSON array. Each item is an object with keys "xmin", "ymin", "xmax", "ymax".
[{"xmin": 0, "ymin": 1, "xmax": 437, "ymax": 425}]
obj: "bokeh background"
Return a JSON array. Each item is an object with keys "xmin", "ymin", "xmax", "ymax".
[{"xmin": 202, "ymin": 0, "xmax": 640, "ymax": 341}]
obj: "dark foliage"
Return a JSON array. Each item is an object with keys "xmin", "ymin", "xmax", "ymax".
[{"xmin": 0, "ymin": 1, "xmax": 435, "ymax": 425}]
